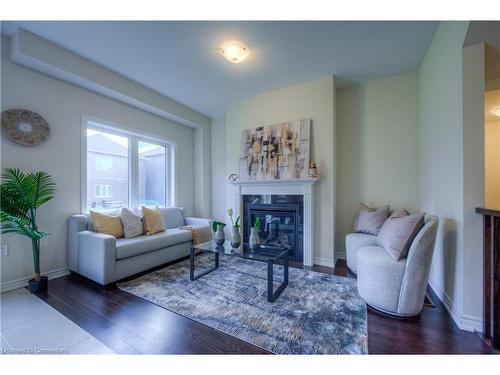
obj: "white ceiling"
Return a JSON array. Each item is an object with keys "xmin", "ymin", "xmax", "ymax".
[{"xmin": 1, "ymin": 21, "xmax": 438, "ymax": 118}]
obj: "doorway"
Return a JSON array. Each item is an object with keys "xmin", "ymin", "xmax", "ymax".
[{"xmin": 485, "ymin": 90, "xmax": 500, "ymax": 210}]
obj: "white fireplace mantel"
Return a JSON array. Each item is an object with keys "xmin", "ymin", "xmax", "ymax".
[
  {"xmin": 230, "ymin": 178, "xmax": 318, "ymax": 186},
  {"xmin": 229, "ymin": 178, "xmax": 319, "ymax": 266}
]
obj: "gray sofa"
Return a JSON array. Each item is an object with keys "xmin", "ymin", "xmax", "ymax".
[
  {"xmin": 68, "ymin": 207, "xmax": 209, "ymax": 285},
  {"xmin": 355, "ymin": 214, "xmax": 438, "ymax": 317}
]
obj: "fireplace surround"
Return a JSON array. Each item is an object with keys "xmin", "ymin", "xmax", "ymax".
[{"xmin": 229, "ymin": 178, "xmax": 318, "ymax": 266}]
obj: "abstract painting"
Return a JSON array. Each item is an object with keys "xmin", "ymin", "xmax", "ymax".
[{"xmin": 239, "ymin": 118, "xmax": 311, "ymax": 181}]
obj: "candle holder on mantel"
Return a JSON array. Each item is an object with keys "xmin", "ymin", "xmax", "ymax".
[{"xmin": 475, "ymin": 207, "xmax": 500, "ymax": 353}]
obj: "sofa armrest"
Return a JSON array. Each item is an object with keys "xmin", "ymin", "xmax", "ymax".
[
  {"xmin": 67, "ymin": 214, "xmax": 89, "ymax": 271},
  {"xmin": 78, "ymin": 231, "xmax": 116, "ymax": 285},
  {"xmin": 184, "ymin": 217, "xmax": 211, "ymax": 227}
]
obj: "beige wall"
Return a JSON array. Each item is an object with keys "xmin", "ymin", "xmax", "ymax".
[
  {"xmin": 462, "ymin": 43, "xmax": 486, "ymax": 330},
  {"xmin": 419, "ymin": 21, "xmax": 470, "ymax": 329},
  {"xmin": 225, "ymin": 76, "xmax": 336, "ymax": 265},
  {"xmin": 0, "ymin": 36, "xmax": 195, "ymax": 287},
  {"xmin": 335, "ymin": 72, "xmax": 420, "ymax": 256}
]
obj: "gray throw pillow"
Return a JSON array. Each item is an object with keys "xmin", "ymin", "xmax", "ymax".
[
  {"xmin": 389, "ymin": 208, "xmax": 410, "ymax": 218},
  {"xmin": 354, "ymin": 203, "xmax": 389, "ymax": 236},
  {"xmin": 377, "ymin": 212, "xmax": 425, "ymax": 261},
  {"xmin": 121, "ymin": 207, "xmax": 144, "ymax": 238}
]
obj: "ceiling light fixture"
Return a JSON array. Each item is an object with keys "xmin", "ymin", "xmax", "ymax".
[
  {"xmin": 221, "ymin": 42, "xmax": 249, "ymax": 64},
  {"xmin": 492, "ymin": 106, "xmax": 500, "ymax": 118}
]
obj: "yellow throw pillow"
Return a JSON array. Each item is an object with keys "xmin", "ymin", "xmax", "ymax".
[
  {"xmin": 90, "ymin": 210, "xmax": 124, "ymax": 238},
  {"xmin": 142, "ymin": 206, "xmax": 166, "ymax": 235}
]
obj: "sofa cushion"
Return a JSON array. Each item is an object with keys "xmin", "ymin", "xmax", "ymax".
[
  {"xmin": 346, "ymin": 232, "xmax": 378, "ymax": 273},
  {"xmin": 160, "ymin": 207, "xmax": 186, "ymax": 229},
  {"xmin": 116, "ymin": 228, "xmax": 192, "ymax": 260},
  {"xmin": 354, "ymin": 203, "xmax": 389, "ymax": 236}
]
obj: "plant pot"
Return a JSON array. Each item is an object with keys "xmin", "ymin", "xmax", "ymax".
[{"xmin": 28, "ymin": 276, "xmax": 48, "ymax": 294}]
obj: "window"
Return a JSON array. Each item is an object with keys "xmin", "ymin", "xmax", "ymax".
[
  {"xmin": 95, "ymin": 156, "xmax": 113, "ymax": 170},
  {"xmin": 139, "ymin": 140, "xmax": 167, "ymax": 206},
  {"xmin": 95, "ymin": 184, "xmax": 113, "ymax": 198},
  {"xmin": 84, "ymin": 119, "xmax": 172, "ymax": 211},
  {"xmin": 86, "ymin": 128, "xmax": 128, "ymax": 210}
]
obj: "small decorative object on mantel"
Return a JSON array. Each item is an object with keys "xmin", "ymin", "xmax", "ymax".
[
  {"xmin": 227, "ymin": 208, "xmax": 241, "ymax": 248},
  {"xmin": 249, "ymin": 217, "xmax": 261, "ymax": 250},
  {"xmin": 308, "ymin": 161, "xmax": 318, "ymax": 178},
  {"xmin": 212, "ymin": 220, "xmax": 226, "ymax": 246},
  {"xmin": 1, "ymin": 109, "xmax": 50, "ymax": 146}
]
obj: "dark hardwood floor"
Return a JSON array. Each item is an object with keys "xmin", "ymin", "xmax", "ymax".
[{"xmin": 35, "ymin": 258, "xmax": 491, "ymax": 354}]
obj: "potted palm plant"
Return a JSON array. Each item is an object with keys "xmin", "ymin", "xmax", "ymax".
[{"xmin": 0, "ymin": 168, "xmax": 56, "ymax": 293}]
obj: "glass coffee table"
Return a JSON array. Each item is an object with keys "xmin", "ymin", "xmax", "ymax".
[{"xmin": 190, "ymin": 241, "xmax": 289, "ymax": 302}]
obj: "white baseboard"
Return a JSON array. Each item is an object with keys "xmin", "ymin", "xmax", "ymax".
[
  {"xmin": 428, "ymin": 277, "xmax": 462, "ymax": 327},
  {"xmin": 313, "ymin": 257, "xmax": 335, "ymax": 268},
  {"xmin": 335, "ymin": 251, "xmax": 346, "ymax": 260},
  {"xmin": 428, "ymin": 277, "xmax": 483, "ymax": 333},
  {"xmin": 0, "ymin": 267, "xmax": 70, "ymax": 293},
  {"xmin": 460, "ymin": 314, "xmax": 483, "ymax": 333}
]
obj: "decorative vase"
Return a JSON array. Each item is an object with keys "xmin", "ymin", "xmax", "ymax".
[
  {"xmin": 249, "ymin": 227, "xmax": 260, "ymax": 250},
  {"xmin": 231, "ymin": 226, "xmax": 241, "ymax": 248},
  {"xmin": 215, "ymin": 224, "xmax": 225, "ymax": 246}
]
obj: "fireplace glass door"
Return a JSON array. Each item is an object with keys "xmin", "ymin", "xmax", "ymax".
[{"xmin": 246, "ymin": 204, "xmax": 302, "ymax": 262}]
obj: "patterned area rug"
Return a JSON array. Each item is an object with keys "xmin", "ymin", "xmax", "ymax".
[{"xmin": 117, "ymin": 254, "xmax": 368, "ymax": 354}]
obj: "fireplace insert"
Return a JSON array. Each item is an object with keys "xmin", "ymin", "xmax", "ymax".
[{"xmin": 243, "ymin": 195, "xmax": 303, "ymax": 262}]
